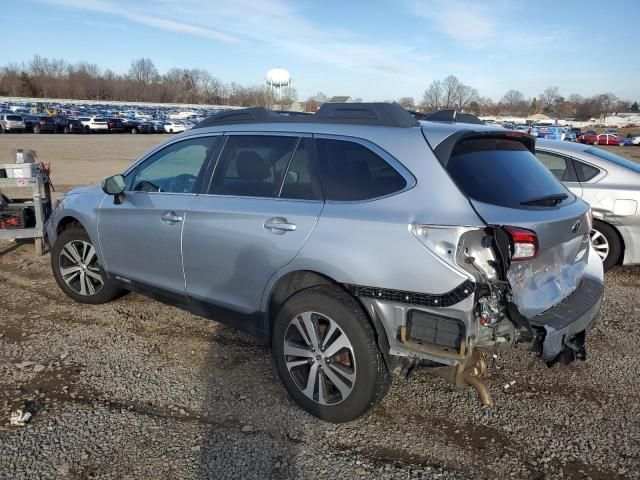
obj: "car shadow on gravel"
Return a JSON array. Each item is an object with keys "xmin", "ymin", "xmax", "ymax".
[{"xmin": 196, "ymin": 328, "xmax": 300, "ymax": 480}]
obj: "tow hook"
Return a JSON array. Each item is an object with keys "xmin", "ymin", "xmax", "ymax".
[{"xmin": 435, "ymin": 347, "xmax": 494, "ymax": 407}]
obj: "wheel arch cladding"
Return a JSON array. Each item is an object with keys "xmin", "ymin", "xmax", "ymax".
[
  {"xmin": 265, "ymin": 270, "xmax": 389, "ymax": 355},
  {"xmin": 56, "ymin": 215, "xmax": 83, "ymax": 235}
]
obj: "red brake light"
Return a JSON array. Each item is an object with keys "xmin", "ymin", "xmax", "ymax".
[{"xmin": 504, "ymin": 226, "xmax": 538, "ymax": 261}]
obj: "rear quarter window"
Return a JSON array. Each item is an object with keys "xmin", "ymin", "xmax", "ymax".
[
  {"xmin": 315, "ymin": 138, "xmax": 407, "ymax": 201},
  {"xmin": 447, "ymin": 138, "xmax": 571, "ymax": 208}
]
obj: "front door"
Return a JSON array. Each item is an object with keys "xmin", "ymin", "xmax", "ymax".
[
  {"xmin": 98, "ymin": 135, "xmax": 222, "ymax": 298},
  {"xmin": 182, "ymin": 134, "xmax": 324, "ymax": 315}
]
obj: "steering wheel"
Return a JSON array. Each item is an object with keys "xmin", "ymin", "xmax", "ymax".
[{"xmin": 168, "ymin": 173, "xmax": 197, "ymax": 193}]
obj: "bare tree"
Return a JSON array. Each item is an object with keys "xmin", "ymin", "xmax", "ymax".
[
  {"xmin": 596, "ymin": 93, "xmax": 618, "ymax": 121},
  {"xmin": 500, "ymin": 89, "xmax": 526, "ymax": 115},
  {"xmin": 442, "ymin": 75, "xmax": 460, "ymax": 108},
  {"xmin": 397, "ymin": 97, "xmax": 415, "ymax": 109},
  {"xmin": 454, "ymin": 84, "xmax": 477, "ymax": 110},
  {"xmin": 421, "ymin": 80, "xmax": 443, "ymax": 111},
  {"xmin": 539, "ymin": 86, "xmax": 560, "ymax": 113}
]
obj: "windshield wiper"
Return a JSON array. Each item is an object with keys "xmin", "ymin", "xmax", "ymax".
[{"xmin": 520, "ymin": 193, "xmax": 568, "ymax": 207}]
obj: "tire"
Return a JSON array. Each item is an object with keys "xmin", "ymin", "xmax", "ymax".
[
  {"xmin": 51, "ymin": 226, "xmax": 125, "ymax": 304},
  {"xmin": 131, "ymin": 127, "xmax": 138, "ymax": 134},
  {"xmin": 593, "ymin": 140, "xmax": 599, "ymax": 145},
  {"xmin": 0, "ymin": 125, "xmax": 5, "ymax": 134},
  {"xmin": 272, "ymin": 285, "xmax": 391, "ymax": 423},
  {"xmin": 63, "ymin": 126, "xmax": 70, "ymax": 134},
  {"xmin": 591, "ymin": 220, "xmax": 622, "ymax": 272},
  {"xmin": 33, "ymin": 125, "xmax": 40, "ymax": 134}
]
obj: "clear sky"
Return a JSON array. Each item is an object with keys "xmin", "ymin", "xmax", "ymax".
[{"xmin": 2, "ymin": 0, "xmax": 639, "ymax": 102}]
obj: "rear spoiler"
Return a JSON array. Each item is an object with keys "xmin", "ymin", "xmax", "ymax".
[{"xmin": 430, "ymin": 130, "xmax": 537, "ymax": 168}]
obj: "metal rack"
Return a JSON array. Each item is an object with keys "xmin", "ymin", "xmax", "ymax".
[{"xmin": 0, "ymin": 161, "xmax": 52, "ymax": 255}]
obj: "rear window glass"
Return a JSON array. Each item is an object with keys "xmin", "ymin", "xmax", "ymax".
[
  {"xmin": 315, "ymin": 138, "xmax": 407, "ymax": 201},
  {"xmin": 7, "ymin": 115, "xmax": 22, "ymax": 121},
  {"xmin": 583, "ymin": 147, "xmax": 640, "ymax": 174},
  {"xmin": 93, "ymin": 118, "xmax": 106, "ymax": 122},
  {"xmin": 447, "ymin": 138, "xmax": 571, "ymax": 208}
]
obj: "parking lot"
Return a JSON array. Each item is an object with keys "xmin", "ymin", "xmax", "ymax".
[{"xmin": 1, "ymin": 134, "xmax": 640, "ymax": 479}]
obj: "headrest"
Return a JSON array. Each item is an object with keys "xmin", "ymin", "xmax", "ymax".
[{"xmin": 236, "ymin": 151, "xmax": 270, "ymax": 181}]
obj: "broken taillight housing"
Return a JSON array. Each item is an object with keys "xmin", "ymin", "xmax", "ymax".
[{"xmin": 504, "ymin": 226, "xmax": 538, "ymax": 261}]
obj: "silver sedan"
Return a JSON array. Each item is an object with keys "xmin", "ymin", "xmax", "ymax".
[{"xmin": 536, "ymin": 139, "xmax": 640, "ymax": 270}]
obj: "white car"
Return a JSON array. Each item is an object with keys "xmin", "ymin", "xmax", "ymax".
[
  {"xmin": 78, "ymin": 117, "xmax": 108, "ymax": 133},
  {"xmin": 164, "ymin": 121, "xmax": 186, "ymax": 133},
  {"xmin": 632, "ymin": 135, "xmax": 640, "ymax": 145}
]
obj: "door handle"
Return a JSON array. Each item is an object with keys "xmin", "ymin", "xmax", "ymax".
[
  {"xmin": 161, "ymin": 211, "xmax": 183, "ymax": 224},
  {"xmin": 264, "ymin": 217, "xmax": 297, "ymax": 234}
]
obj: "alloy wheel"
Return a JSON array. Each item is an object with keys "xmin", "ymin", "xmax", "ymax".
[
  {"xmin": 58, "ymin": 240, "xmax": 104, "ymax": 296},
  {"xmin": 590, "ymin": 228, "xmax": 610, "ymax": 262},
  {"xmin": 283, "ymin": 311, "xmax": 356, "ymax": 405}
]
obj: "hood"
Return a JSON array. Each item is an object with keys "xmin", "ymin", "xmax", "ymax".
[{"xmin": 65, "ymin": 184, "xmax": 102, "ymax": 196}]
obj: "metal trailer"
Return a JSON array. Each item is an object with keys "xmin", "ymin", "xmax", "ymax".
[{"xmin": 0, "ymin": 155, "xmax": 52, "ymax": 255}]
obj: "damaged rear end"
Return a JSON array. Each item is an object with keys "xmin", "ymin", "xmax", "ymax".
[{"xmin": 422, "ymin": 128, "xmax": 604, "ymax": 367}]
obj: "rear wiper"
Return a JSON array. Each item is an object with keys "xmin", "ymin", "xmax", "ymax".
[{"xmin": 520, "ymin": 193, "xmax": 568, "ymax": 207}]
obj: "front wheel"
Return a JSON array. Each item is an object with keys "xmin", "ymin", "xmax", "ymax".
[
  {"xmin": 591, "ymin": 220, "xmax": 621, "ymax": 272},
  {"xmin": 272, "ymin": 285, "xmax": 390, "ymax": 423},
  {"xmin": 51, "ymin": 226, "xmax": 125, "ymax": 304},
  {"xmin": 33, "ymin": 125, "xmax": 41, "ymax": 134}
]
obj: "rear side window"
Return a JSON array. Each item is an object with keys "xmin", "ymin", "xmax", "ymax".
[
  {"xmin": 447, "ymin": 138, "xmax": 571, "ymax": 208},
  {"xmin": 535, "ymin": 151, "xmax": 570, "ymax": 181},
  {"xmin": 210, "ymin": 135, "xmax": 298, "ymax": 198},
  {"xmin": 315, "ymin": 138, "xmax": 407, "ymax": 201},
  {"xmin": 574, "ymin": 160, "xmax": 600, "ymax": 182}
]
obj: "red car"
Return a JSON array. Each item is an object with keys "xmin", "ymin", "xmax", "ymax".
[
  {"xmin": 594, "ymin": 134, "xmax": 631, "ymax": 146},
  {"xmin": 578, "ymin": 132, "xmax": 598, "ymax": 144}
]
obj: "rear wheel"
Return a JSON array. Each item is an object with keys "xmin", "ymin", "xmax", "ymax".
[
  {"xmin": 131, "ymin": 127, "xmax": 138, "ymax": 134},
  {"xmin": 63, "ymin": 126, "xmax": 70, "ymax": 134},
  {"xmin": 51, "ymin": 226, "xmax": 125, "ymax": 304},
  {"xmin": 591, "ymin": 220, "xmax": 621, "ymax": 272},
  {"xmin": 33, "ymin": 125, "xmax": 41, "ymax": 134},
  {"xmin": 272, "ymin": 285, "xmax": 390, "ymax": 423}
]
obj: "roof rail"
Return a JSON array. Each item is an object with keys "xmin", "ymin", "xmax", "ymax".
[
  {"xmin": 424, "ymin": 109, "xmax": 484, "ymax": 125},
  {"xmin": 194, "ymin": 102, "xmax": 419, "ymax": 129}
]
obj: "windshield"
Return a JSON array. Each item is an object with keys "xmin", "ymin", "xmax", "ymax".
[
  {"xmin": 446, "ymin": 138, "xmax": 572, "ymax": 209},
  {"xmin": 584, "ymin": 147, "xmax": 640, "ymax": 173}
]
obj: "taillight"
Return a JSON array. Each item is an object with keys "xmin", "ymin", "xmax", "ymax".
[{"xmin": 504, "ymin": 226, "xmax": 538, "ymax": 261}]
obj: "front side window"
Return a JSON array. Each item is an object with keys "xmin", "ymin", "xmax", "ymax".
[
  {"xmin": 209, "ymin": 135, "xmax": 299, "ymax": 198},
  {"xmin": 127, "ymin": 136, "xmax": 220, "ymax": 193},
  {"xmin": 315, "ymin": 138, "xmax": 407, "ymax": 201}
]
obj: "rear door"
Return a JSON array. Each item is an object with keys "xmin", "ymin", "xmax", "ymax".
[
  {"xmin": 182, "ymin": 133, "xmax": 323, "ymax": 316},
  {"xmin": 444, "ymin": 136, "xmax": 591, "ymax": 317}
]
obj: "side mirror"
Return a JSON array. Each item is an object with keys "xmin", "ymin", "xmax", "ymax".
[{"xmin": 102, "ymin": 174, "xmax": 125, "ymax": 195}]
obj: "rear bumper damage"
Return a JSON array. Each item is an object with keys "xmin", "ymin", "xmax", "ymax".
[{"xmin": 528, "ymin": 277, "xmax": 603, "ymax": 364}]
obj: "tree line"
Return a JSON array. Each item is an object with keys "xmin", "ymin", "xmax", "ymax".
[
  {"xmin": 0, "ymin": 55, "xmax": 296, "ymax": 107},
  {"xmin": 397, "ymin": 76, "xmax": 638, "ymax": 120},
  {"xmin": 0, "ymin": 55, "xmax": 637, "ymax": 120}
]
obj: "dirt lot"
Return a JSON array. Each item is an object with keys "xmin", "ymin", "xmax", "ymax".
[{"xmin": 1, "ymin": 134, "xmax": 640, "ymax": 479}]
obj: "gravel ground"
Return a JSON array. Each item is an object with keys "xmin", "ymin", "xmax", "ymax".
[
  {"xmin": 0, "ymin": 243, "xmax": 639, "ymax": 480},
  {"xmin": 1, "ymin": 134, "xmax": 640, "ymax": 479}
]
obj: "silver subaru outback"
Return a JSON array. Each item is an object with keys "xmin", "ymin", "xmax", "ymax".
[{"xmin": 47, "ymin": 104, "xmax": 604, "ymax": 423}]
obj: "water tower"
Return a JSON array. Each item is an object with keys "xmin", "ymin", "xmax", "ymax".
[{"xmin": 265, "ymin": 67, "xmax": 292, "ymax": 99}]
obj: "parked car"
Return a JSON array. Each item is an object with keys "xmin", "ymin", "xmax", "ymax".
[
  {"xmin": 594, "ymin": 134, "xmax": 632, "ymax": 146},
  {"xmin": 55, "ymin": 116, "xmax": 86, "ymax": 134},
  {"xmin": 164, "ymin": 121, "xmax": 186, "ymax": 133},
  {"xmin": 47, "ymin": 104, "xmax": 603, "ymax": 422},
  {"xmin": 0, "ymin": 113, "xmax": 26, "ymax": 133},
  {"xmin": 632, "ymin": 135, "xmax": 640, "ymax": 145},
  {"xmin": 107, "ymin": 118, "xmax": 125, "ymax": 133},
  {"xmin": 150, "ymin": 121, "xmax": 167, "ymax": 133},
  {"xmin": 564, "ymin": 132, "xmax": 578, "ymax": 142},
  {"xmin": 531, "ymin": 125, "xmax": 566, "ymax": 141},
  {"xmin": 32, "ymin": 115, "xmax": 56, "ymax": 134},
  {"xmin": 78, "ymin": 117, "xmax": 109, "ymax": 133},
  {"xmin": 578, "ymin": 131, "xmax": 599, "ymax": 144},
  {"xmin": 122, "ymin": 119, "xmax": 153, "ymax": 134},
  {"xmin": 569, "ymin": 127, "xmax": 582, "ymax": 137},
  {"xmin": 536, "ymin": 139, "xmax": 640, "ymax": 270}
]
